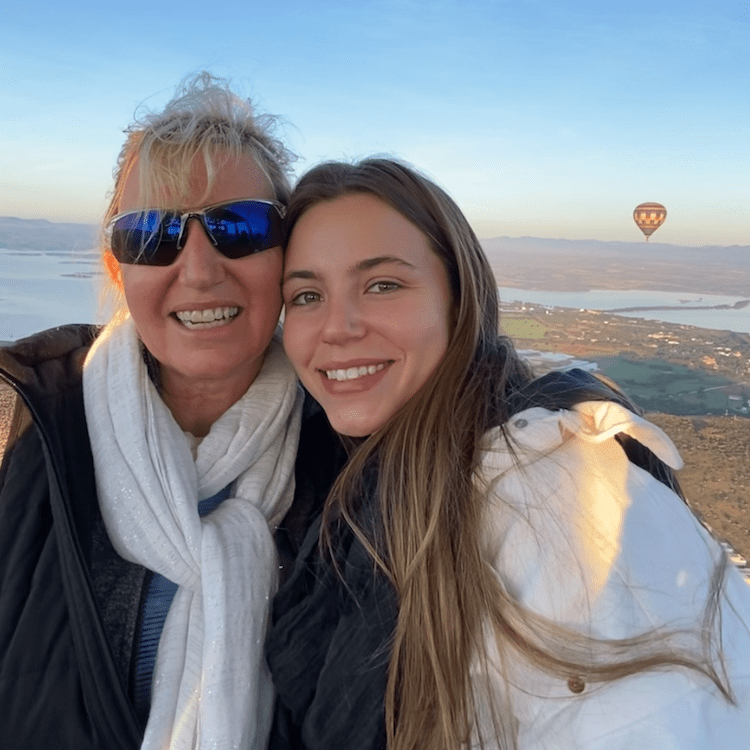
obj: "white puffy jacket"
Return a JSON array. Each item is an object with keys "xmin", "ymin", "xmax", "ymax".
[{"xmin": 474, "ymin": 401, "xmax": 750, "ymax": 749}]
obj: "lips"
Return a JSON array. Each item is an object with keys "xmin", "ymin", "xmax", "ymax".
[{"xmin": 318, "ymin": 360, "xmax": 393, "ymax": 394}]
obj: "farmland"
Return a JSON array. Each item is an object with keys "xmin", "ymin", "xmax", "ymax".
[{"xmin": 501, "ymin": 304, "xmax": 750, "ymax": 418}]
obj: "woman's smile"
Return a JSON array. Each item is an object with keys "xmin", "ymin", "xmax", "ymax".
[
  {"xmin": 318, "ymin": 360, "xmax": 393, "ymax": 396},
  {"xmin": 173, "ymin": 305, "xmax": 240, "ymax": 328},
  {"xmin": 322, "ymin": 361, "xmax": 389, "ymax": 381}
]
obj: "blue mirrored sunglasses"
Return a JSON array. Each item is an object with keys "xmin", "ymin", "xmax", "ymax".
[{"xmin": 107, "ymin": 198, "xmax": 286, "ymax": 266}]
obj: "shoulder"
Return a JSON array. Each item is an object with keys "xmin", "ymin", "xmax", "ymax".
[
  {"xmin": 478, "ymin": 401, "xmax": 717, "ymax": 629},
  {"xmin": 0, "ymin": 324, "xmax": 100, "ymax": 395},
  {"xmin": 1, "ymin": 324, "xmax": 98, "ymax": 475},
  {"xmin": 479, "ymin": 400, "xmax": 683, "ymax": 541},
  {"xmin": 477, "ymin": 403, "xmax": 750, "ymax": 746},
  {"xmin": 482, "ymin": 399, "xmax": 682, "ymax": 473}
]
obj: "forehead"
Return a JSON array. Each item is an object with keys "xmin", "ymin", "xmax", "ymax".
[
  {"xmin": 119, "ymin": 152, "xmax": 274, "ymax": 212},
  {"xmin": 287, "ymin": 193, "xmax": 430, "ymax": 262}
]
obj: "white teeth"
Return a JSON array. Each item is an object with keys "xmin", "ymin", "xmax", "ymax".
[
  {"xmin": 325, "ymin": 363, "xmax": 386, "ymax": 381},
  {"xmin": 175, "ymin": 306, "xmax": 239, "ymax": 328}
]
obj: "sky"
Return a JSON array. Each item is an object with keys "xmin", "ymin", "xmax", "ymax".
[{"xmin": 1, "ymin": 0, "xmax": 749, "ymax": 246}]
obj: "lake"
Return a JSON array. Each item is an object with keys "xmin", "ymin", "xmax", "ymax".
[
  {"xmin": 0, "ymin": 247, "xmax": 104, "ymax": 341},
  {"xmin": 2, "ymin": 247, "xmax": 750, "ymax": 341},
  {"xmin": 497, "ymin": 287, "xmax": 750, "ymax": 335}
]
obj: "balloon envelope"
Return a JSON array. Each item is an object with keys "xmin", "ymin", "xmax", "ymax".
[{"xmin": 633, "ymin": 202, "xmax": 667, "ymax": 240}]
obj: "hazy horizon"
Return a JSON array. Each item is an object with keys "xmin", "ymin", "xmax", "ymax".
[{"xmin": 2, "ymin": 214, "xmax": 748, "ymax": 252}]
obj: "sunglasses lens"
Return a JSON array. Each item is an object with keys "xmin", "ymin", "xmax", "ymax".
[
  {"xmin": 109, "ymin": 202, "xmax": 283, "ymax": 265},
  {"xmin": 110, "ymin": 211, "xmax": 181, "ymax": 266},
  {"xmin": 205, "ymin": 201, "xmax": 283, "ymax": 258}
]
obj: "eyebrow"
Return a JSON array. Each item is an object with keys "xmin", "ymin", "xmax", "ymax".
[{"xmin": 283, "ymin": 255, "xmax": 416, "ymax": 284}]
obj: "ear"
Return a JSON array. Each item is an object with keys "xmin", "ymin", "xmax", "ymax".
[{"xmin": 102, "ymin": 250, "xmax": 123, "ymax": 289}]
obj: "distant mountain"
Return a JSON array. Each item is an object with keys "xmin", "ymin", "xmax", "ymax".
[
  {"xmin": 480, "ymin": 236, "xmax": 750, "ymax": 264},
  {"xmin": 0, "ymin": 216, "xmax": 98, "ymax": 253},
  {"xmin": 480, "ymin": 236, "xmax": 750, "ymax": 296}
]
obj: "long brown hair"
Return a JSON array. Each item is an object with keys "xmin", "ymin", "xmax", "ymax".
[{"xmin": 285, "ymin": 158, "xmax": 731, "ymax": 749}]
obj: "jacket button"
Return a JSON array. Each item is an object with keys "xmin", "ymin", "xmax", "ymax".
[
  {"xmin": 567, "ymin": 675, "xmax": 585, "ymax": 694},
  {"xmin": 514, "ymin": 418, "xmax": 528, "ymax": 428}
]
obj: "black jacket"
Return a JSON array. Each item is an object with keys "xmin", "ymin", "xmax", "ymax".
[{"xmin": 0, "ymin": 324, "xmax": 342, "ymax": 749}]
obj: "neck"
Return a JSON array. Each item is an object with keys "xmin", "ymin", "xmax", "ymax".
[{"xmin": 160, "ymin": 366, "xmax": 261, "ymax": 437}]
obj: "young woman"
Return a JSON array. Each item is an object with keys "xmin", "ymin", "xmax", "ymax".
[
  {"xmin": 0, "ymin": 74, "xmax": 341, "ymax": 750},
  {"xmin": 267, "ymin": 158, "xmax": 750, "ymax": 749}
]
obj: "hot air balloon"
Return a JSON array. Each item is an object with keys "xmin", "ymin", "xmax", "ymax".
[{"xmin": 633, "ymin": 202, "xmax": 667, "ymax": 241}]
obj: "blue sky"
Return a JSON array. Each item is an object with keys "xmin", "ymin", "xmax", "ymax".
[{"xmin": 1, "ymin": 0, "xmax": 748, "ymax": 245}]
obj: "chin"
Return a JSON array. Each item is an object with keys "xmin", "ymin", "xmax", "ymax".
[
  {"xmin": 326, "ymin": 408, "xmax": 388, "ymax": 438},
  {"xmin": 337, "ymin": 426, "xmax": 374, "ymax": 438},
  {"xmin": 327, "ymin": 417, "xmax": 373, "ymax": 438}
]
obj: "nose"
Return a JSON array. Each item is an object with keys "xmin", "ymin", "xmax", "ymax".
[
  {"xmin": 175, "ymin": 218, "xmax": 226, "ymax": 289},
  {"xmin": 321, "ymin": 292, "xmax": 365, "ymax": 345}
]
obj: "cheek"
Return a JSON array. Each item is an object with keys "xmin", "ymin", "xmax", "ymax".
[
  {"xmin": 248, "ymin": 252, "xmax": 283, "ymax": 309},
  {"xmin": 408, "ymin": 302, "xmax": 451, "ymax": 351},
  {"xmin": 417, "ymin": 338, "xmax": 448, "ymax": 389},
  {"xmin": 282, "ymin": 314, "xmax": 308, "ymax": 369},
  {"xmin": 120, "ymin": 267, "xmax": 160, "ymax": 316},
  {"xmin": 255, "ymin": 283, "xmax": 283, "ymax": 319},
  {"xmin": 408, "ymin": 302, "xmax": 451, "ymax": 385}
]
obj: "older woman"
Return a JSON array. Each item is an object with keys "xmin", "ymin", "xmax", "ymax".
[
  {"xmin": 0, "ymin": 74, "xmax": 340, "ymax": 750},
  {"xmin": 268, "ymin": 158, "xmax": 750, "ymax": 749}
]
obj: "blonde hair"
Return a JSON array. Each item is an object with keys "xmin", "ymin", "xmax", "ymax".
[
  {"xmin": 99, "ymin": 71, "xmax": 295, "ymax": 309},
  {"xmin": 285, "ymin": 158, "xmax": 732, "ymax": 749}
]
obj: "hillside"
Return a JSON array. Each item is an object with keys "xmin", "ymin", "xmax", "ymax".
[
  {"xmin": 0, "ymin": 216, "xmax": 98, "ymax": 253},
  {"xmin": 481, "ymin": 236, "xmax": 750, "ymax": 296},
  {"xmin": 649, "ymin": 413, "xmax": 750, "ymax": 560}
]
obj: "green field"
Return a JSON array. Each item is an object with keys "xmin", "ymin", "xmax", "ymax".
[
  {"xmin": 501, "ymin": 316, "xmax": 548, "ymax": 340},
  {"xmin": 596, "ymin": 356, "xmax": 747, "ymax": 416}
]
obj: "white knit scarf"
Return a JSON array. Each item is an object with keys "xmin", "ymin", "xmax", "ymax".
[{"xmin": 82, "ymin": 315, "xmax": 302, "ymax": 750}]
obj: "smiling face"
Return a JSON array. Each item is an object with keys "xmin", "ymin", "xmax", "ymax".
[
  {"xmin": 282, "ymin": 193, "xmax": 453, "ymax": 437},
  {"xmin": 118, "ymin": 154, "xmax": 283, "ymax": 407}
]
